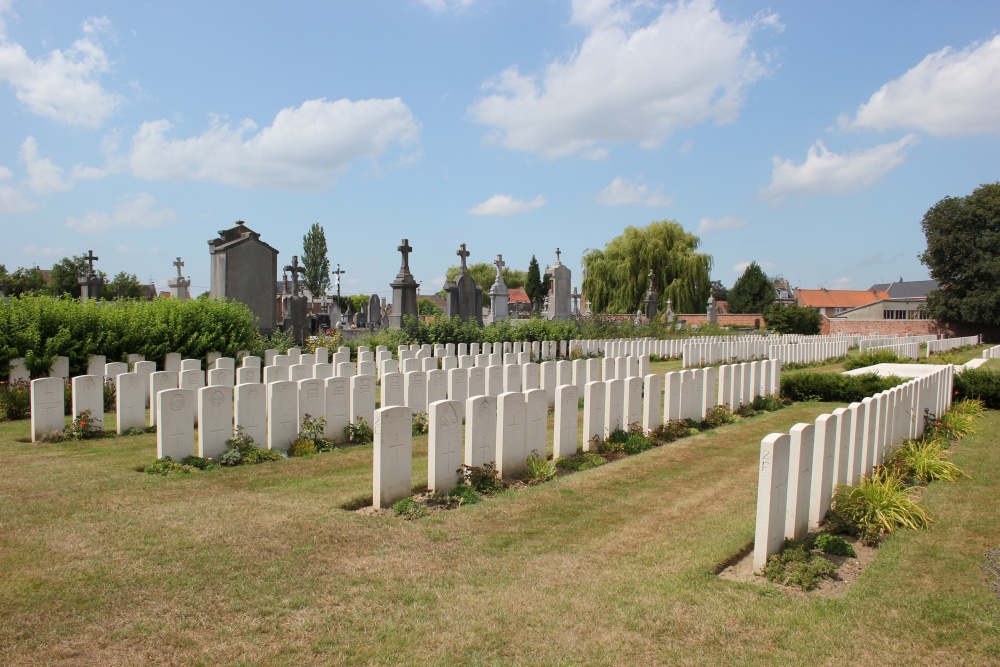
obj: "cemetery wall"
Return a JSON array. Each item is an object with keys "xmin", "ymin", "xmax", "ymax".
[
  {"xmin": 677, "ymin": 314, "xmax": 762, "ymax": 327},
  {"xmin": 821, "ymin": 318, "xmax": 951, "ymax": 337}
]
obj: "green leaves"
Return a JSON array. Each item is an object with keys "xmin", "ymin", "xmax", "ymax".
[
  {"xmin": 728, "ymin": 261, "xmax": 773, "ymax": 314},
  {"xmin": 302, "ymin": 222, "xmax": 331, "ymax": 297}
]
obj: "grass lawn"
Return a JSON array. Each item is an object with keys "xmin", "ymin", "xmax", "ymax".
[{"xmin": 1, "ymin": 396, "xmax": 998, "ymax": 665}]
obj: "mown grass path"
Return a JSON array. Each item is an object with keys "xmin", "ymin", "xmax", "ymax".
[{"xmin": 1, "ymin": 400, "xmax": 997, "ymax": 665}]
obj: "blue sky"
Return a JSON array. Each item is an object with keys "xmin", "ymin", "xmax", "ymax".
[{"xmin": 1, "ymin": 0, "xmax": 998, "ymax": 302}]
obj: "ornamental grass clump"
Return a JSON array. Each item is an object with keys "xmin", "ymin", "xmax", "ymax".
[
  {"xmin": 889, "ymin": 438, "xmax": 969, "ymax": 484},
  {"xmin": 526, "ymin": 450, "xmax": 557, "ymax": 484},
  {"xmin": 830, "ymin": 468, "xmax": 930, "ymax": 546}
]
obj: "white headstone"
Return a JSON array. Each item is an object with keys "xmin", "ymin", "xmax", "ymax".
[
  {"xmin": 753, "ymin": 433, "xmax": 790, "ymax": 572},
  {"xmin": 604, "ymin": 379, "xmax": 625, "ymax": 436},
  {"xmin": 642, "ymin": 374, "xmax": 662, "ymax": 433},
  {"xmin": 583, "ymin": 381, "xmax": 606, "ymax": 451},
  {"xmin": 373, "ymin": 406, "xmax": 413, "ymax": 509},
  {"xmin": 350, "ymin": 375, "xmax": 376, "ymax": 427},
  {"xmin": 324, "ymin": 377, "xmax": 350, "ymax": 443},
  {"xmin": 267, "ymin": 381, "xmax": 297, "ymax": 452},
  {"xmin": 234, "ymin": 382, "xmax": 267, "ymax": 446},
  {"xmin": 157, "ymin": 389, "xmax": 195, "ymax": 460},
  {"xmin": 497, "ymin": 391, "xmax": 528, "ymax": 479},
  {"xmin": 382, "ymin": 372, "xmax": 404, "ymax": 408},
  {"xmin": 237, "ymin": 367, "xmax": 261, "ymax": 385},
  {"xmin": 809, "ymin": 413, "xmax": 837, "ymax": 530},
  {"xmin": 71, "ymin": 375, "xmax": 104, "ymax": 430},
  {"xmin": 116, "ymin": 372, "xmax": 145, "ymax": 434},
  {"xmin": 465, "ymin": 395, "xmax": 498, "ymax": 468},
  {"xmin": 553, "ymin": 384, "xmax": 579, "ymax": 459},
  {"xmin": 30, "ymin": 377, "xmax": 65, "ymax": 442},
  {"xmin": 428, "ymin": 399, "xmax": 463, "ymax": 492},
  {"xmin": 525, "ymin": 389, "xmax": 548, "ymax": 460},
  {"xmin": 149, "ymin": 371, "xmax": 178, "ymax": 427},
  {"xmin": 298, "ymin": 378, "xmax": 325, "ymax": 426},
  {"xmin": 198, "ymin": 386, "xmax": 233, "ymax": 460},
  {"xmin": 785, "ymin": 423, "xmax": 815, "ymax": 540}
]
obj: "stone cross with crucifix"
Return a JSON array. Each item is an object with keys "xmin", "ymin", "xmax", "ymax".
[
  {"xmin": 173, "ymin": 257, "xmax": 185, "ymax": 278},
  {"xmin": 84, "ymin": 249, "xmax": 99, "ymax": 277},
  {"xmin": 457, "ymin": 243, "xmax": 470, "ymax": 273},
  {"xmin": 284, "ymin": 255, "xmax": 306, "ymax": 295},
  {"xmin": 554, "ymin": 247, "xmax": 562, "ymax": 265}
]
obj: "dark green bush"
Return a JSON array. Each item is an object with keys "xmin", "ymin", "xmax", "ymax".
[
  {"xmin": 180, "ymin": 456, "xmax": 220, "ymax": 471},
  {"xmin": 446, "ymin": 484, "xmax": 482, "ymax": 505},
  {"xmin": 346, "ymin": 417, "xmax": 373, "ymax": 444},
  {"xmin": 392, "ymin": 497, "xmax": 427, "ymax": 520},
  {"xmin": 954, "ymin": 367, "xmax": 1000, "ymax": 409},
  {"xmin": 781, "ymin": 371, "xmax": 907, "ymax": 403},
  {"xmin": 843, "ymin": 348, "xmax": 905, "ymax": 370},
  {"xmin": 459, "ymin": 462, "xmax": 504, "ymax": 495}
]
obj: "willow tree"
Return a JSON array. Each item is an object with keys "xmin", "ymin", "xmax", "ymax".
[{"xmin": 581, "ymin": 220, "xmax": 712, "ymax": 314}]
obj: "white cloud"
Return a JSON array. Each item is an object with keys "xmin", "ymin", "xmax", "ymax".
[
  {"xmin": 66, "ymin": 192, "xmax": 175, "ymax": 233},
  {"xmin": 469, "ymin": 0, "xmax": 777, "ymax": 157},
  {"xmin": 598, "ymin": 176, "xmax": 671, "ymax": 206},
  {"xmin": 22, "ymin": 245, "xmax": 65, "ymax": 258},
  {"xmin": 846, "ymin": 35, "xmax": 1000, "ymax": 136},
  {"xmin": 468, "ymin": 194, "xmax": 545, "ymax": 216},
  {"xmin": 732, "ymin": 261, "xmax": 775, "ymax": 273},
  {"xmin": 127, "ymin": 98, "xmax": 420, "ymax": 190},
  {"xmin": 698, "ymin": 215, "xmax": 748, "ymax": 234},
  {"xmin": 0, "ymin": 185, "xmax": 34, "ymax": 211},
  {"xmin": 20, "ymin": 136, "xmax": 70, "ymax": 194},
  {"xmin": 832, "ymin": 277, "xmax": 853, "ymax": 288},
  {"xmin": 762, "ymin": 135, "xmax": 918, "ymax": 199},
  {"xmin": 0, "ymin": 12, "xmax": 123, "ymax": 126},
  {"xmin": 416, "ymin": 0, "xmax": 475, "ymax": 11},
  {"xmin": 428, "ymin": 275, "xmax": 445, "ymax": 288}
]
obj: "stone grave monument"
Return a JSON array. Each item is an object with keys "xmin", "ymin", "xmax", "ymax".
[
  {"xmin": 445, "ymin": 243, "xmax": 483, "ymax": 325},
  {"xmin": 283, "ymin": 255, "xmax": 308, "ymax": 344},
  {"xmin": 544, "ymin": 248, "xmax": 571, "ymax": 320},
  {"xmin": 368, "ymin": 293, "xmax": 381, "ymax": 328},
  {"xmin": 78, "ymin": 250, "xmax": 102, "ymax": 302},
  {"xmin": 208, "ymin": 220, "xmax": 279, "ymax": 334},
  {"xmin": 168, "ymin": 257, "xmax": 191, "ymax": 300},
  {"xmin": 389, "ymin": 239, "xmax": 418, "ymax": 329},
  {"xmin": 486, "ymin": 254, "xmax": 509, "ymax": 324},
  {"xmin": 643, "ymin": 269, "xmax": 658, "ymax": 320}
]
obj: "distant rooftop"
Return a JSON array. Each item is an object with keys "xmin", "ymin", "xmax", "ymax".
[{"xmin": 868, "ymin": 279, "xmax": 939, "ymax": 300}]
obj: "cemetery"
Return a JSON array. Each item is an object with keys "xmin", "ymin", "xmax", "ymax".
[{"xmin": 1, "ymin": 198, "xmax": 999, "ymax": 665}]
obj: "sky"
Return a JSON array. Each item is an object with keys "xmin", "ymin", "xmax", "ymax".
[{"xmin": 1, "ymin": 0, "xmax": 998, "ymax": 302}]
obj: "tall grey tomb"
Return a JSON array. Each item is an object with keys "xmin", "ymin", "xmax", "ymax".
[
  {"xmin": 389, "ymin": 239, "xmax": 418, "ymax": 329},
  {"xmin": 545, "ymin": 248, "xmax": 572, "ymax": 320},
  {"xmin": 208, "ymin": 220, "xmax": 279, "ymax": 335}
]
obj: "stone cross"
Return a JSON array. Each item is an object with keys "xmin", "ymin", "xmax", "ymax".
[
  {"xmin": 173, "ymin": 257, "xmax": 184, "ymax": 278},
  {"xmin": 555, "ymin": 247, "xmax": 561, "ymax": 264},
  {"xmin": 397, "ymin": 239, "xmax": 412, "ymax": 272},
  {"xmin": 493, "ymin": 254, "xmax": 505, "ymax": 276},
  {"xmin": 333, "ymin": 263, "xmax": 346, "ymax": 289},
  {"xmin": 84, "ymin": 249, "xmax": 99, "ymax": 275},
  {"xmin": 572, "ymin": 287, "xmax": 581, "ymax": 314},
  {"xmin": 283, "ymin": 255, "xmax": 306, "ymax": 295},
  {"xmin": 457, "ymin": 243, "xmax": 470, "ymax": 272}
]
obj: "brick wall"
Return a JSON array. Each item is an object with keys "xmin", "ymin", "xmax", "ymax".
[
  {"xmin": 822, "ymin": 318, "xmax": 953, "ymax": 336},
  {"xmin": 677, "ymin": 314, "xmax": 763, "ymax": 327}
]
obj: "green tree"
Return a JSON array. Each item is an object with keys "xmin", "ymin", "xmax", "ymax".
[
  {"xmin": 48, "ymin": 255, "xmax": 89, "ymax": 297},
  {"xmin": 711, "ymin": 280, "xmax": 728, "ymax": 302},
  {"xmin": 581, "ymin": 220, "xmax": 712, "ymax": 314},
  {"xmin": 764, "ymin": 304, "xmax": 821, "ymax": 335},
  {"xmin": 525, "ymin": 256, "xmax": 548, "ymax": 306},
  {"xmin": 919, "ymin": 182, "xmax": 1000, "ymax": 325},
  {"xmin": 7, "ymin": 266, "xmax": 47, "ymax": 296},
  {"xmin": 0, "ymin": 264, "xmax": 8, "ymax": 295},
  {"xmin": 107, "ymin": 272, "xmax": 144, "ymax": 300},
  {"xmin": 503, "ymin": 268, "xmax": 526, "ymax": 290},
  {"xmin": 417, "ymin": 297, "xmax": 444, "ymax": 317},
  {"xmin": 728, "ymin": 262, "xmax": 774, "ymax": 314},
  {"xmin": 302, "ymin": 223, "xmax": 331, "ymax": 297}
]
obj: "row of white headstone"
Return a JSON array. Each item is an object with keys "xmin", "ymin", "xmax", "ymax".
[
  {"xmin": 861, "ymin": 341, "xmax": 922, "ymax": 360},
  {"xmin": 767, "ymin": 341, "xmax": 849, "ymax": 365},
  {"xmin": 926, "ymin": 335, "xmax": 981, "ymax": 356},
  {"xmin": 752, "ymin": 364, "xmax": 955, "ymax": 572},
  {"xmin": 982, "ymin": 345, "xmax": 1000, "ymax": 359},
  {"xmin": 580, "ymin": 360, "xmax": 783, "ymax": 445},
  {"xmin": 857, "ymin": 335, "xmax": 938, "ymax": 353}
]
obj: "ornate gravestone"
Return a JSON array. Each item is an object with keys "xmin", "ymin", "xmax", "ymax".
[
  {"xmin": 368, "ymin": 293, "xmax": 382, "ymax": 328},
  {"xmin": 389, "ymin": 239, "xmax": 418, "ymax": 329},
  {"xmin": 169, "ymin": 257, "xmax": 191, "ymax": 300},
  {"xmin": 544, "ymin": 248, "xmax": 572, "ymax": 320},
  {"xmin": 486, "ymin": 254, "xmax": 509, "ymax": 324},
  {"xmin": 283, "ymin": 255, "xmax": 308, "ymax": 344},
  {"xmin": 78, "ymin": 249, "xmax": 102, "ymax": 302},
  {"xmin": 707, "ymin": 293, "xmax": 718, "ymax": 324},
  {"xmin": 572, "ymin": 287, "xmax": 581, "ymax": 317},
  {"xmin": 445, "ymin": 243, "xmax": 483, "ymax": 325},
  {"xmin": 643, "ymin": 269, "xmax": 658, "ymax": 320}
]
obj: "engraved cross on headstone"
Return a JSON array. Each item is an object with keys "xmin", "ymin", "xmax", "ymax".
[
  {"xmin": 284, "ymin": 255, "xmax": 306, "ymax": 295},
  {"xmin": 173, "ymin": 257, "xmax": 185, "ymax": 278},
  {"xmin": 397, "ymin": 239, "xmax": 412, "ymax": 272},
  {"xmin": 457, "ymin": 243, "xmax": 470, "ymax": 272}
]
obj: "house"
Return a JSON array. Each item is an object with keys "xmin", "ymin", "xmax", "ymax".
[
  {"xmin": 795, "ymin": 288, "xmax": 889, "ymax": 317},
  {"xmin": 508, "ymin": 287, "xmax": 532, "ymax": 317},
  {"xmin": 772, "ymin": 278, "xmax": 795, "ymax": 307},
  {"xmin": 828, "ymin": 279, "xmax": 939, "ymax": 322}
]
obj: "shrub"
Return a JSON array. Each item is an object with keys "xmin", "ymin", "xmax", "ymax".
[
  {"xmin": 555, "ymin": 451, "xmax": 606, "ymax": 471},
  {"xmin": 830, "ymin": 468, "xmax": 930, "ymax": 546},
  {"xmin": 761, "ymin": 539, "xmax": 837, "ymax": 591},
  {"xmin": 622, "ymin": 431, "xmax": 653, "ymax": 455},
  {"xmin": 649, "ymin": 420, "xmax": 691, "ymax": 445},
  {"xmin": 0, "ymin": 379, "xmax": 31, "ymax": 420},
  {"xmin": 145, "ymin": 457, "xmax": 196, "ymax": 476},
  {"xmin": 346, "ymin": 416, "xmax": 373, "ymax": 444},
  {"xmin": 781, "ymin": 371, "xmax": 906, "ymax": 403},
  {"xmin": 288, "ymin": 438, "xmax": 318, "ymax": 457},
  {"xmin": 526, "ymin": 450, "xmax": 557, "ymax": 484},
  {"xmin": 180, "ymin": 456, "xmax": 219, "ymax": 471},
  {"xmin": 813, "ymin": 533, "xmax": 856, "ymax": 558},
  {"xmin": 103, "ymin": 378, "xmax": 116, "ymax": 413},
  {"xmin": 458, "ymin": 462, "xmax": 504, "ymax": 495},
  {"xmin": 889, "ymin": 438, "xmax": 969, "ymax": 484},
  {"xmin": 121, "ymin": 427, "xmax": 146, "ymax": 437},
  {"xmin": 843, "ymin": 348, "xmax": 905, "ymax": 370},
  {"xmin": 65, "ymin": 409, "xmax": 102, "ymax": 440},
  {"xmin": 953, "ymin": 367, "xmax": 1000, "ymax": 408},
  {"xmin": 220, "ymin": 426, "xmax": 284, "ymax": 466},
  {"xmin": 941, "ymin": 399, "xmax": 983, "ymax": 438},
  {"xmin": 412, "ymin": 412, "xmax": 429, "ymax": 436},
  {"xmin": 446, "ymin": 484, "xmax": 482, "ymax": 506},
  {"xmin": 702, "ymin": 405, "xmax": 736, "ymax": 428},
  {"xmin": 392, "ymin": 497, "xmax": 427, "ymax": 520},
  {"xmin": 298, "ymin": 414, "xmax": 335, "ymax": 452}
]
